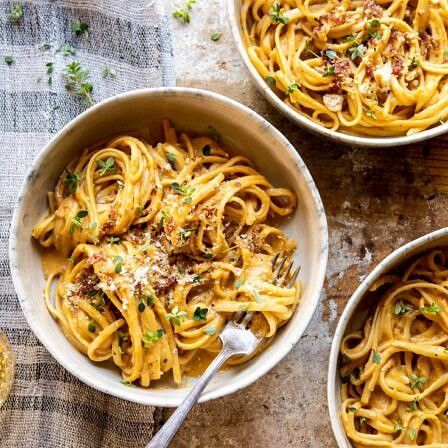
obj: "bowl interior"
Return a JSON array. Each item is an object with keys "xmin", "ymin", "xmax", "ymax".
[
  {"xmin": 328, "ymin": 228, "xmax": 448, "ymax": 447},
  {"xmin": 10, "ymin": 88, "xmax": 328, "ymax": 407},
  {"xmin": 227, "ymin": 0, "xmax": 448, "ymax": 148}
]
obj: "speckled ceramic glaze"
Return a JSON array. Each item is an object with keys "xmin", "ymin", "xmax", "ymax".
[
  {"xmin": 9, "ymin": 87, "xmax": 328, "ymax": 407},
  {"xmin": 227, "ymin": 0, "xmax": 448, "ymax": 148},
  {"xmin": 328, "ymin": 227, "xmax": 448, "ymax": 447}
]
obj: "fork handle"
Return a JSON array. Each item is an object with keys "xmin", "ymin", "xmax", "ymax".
[{"xmin": 146, "ymin": 346, "xmax": 235, "ymax": 448}]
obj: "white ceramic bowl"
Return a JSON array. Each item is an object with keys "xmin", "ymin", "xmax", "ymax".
[
  {"xmin": 9, "ymin": 87, "xmax": 328, "ymax": 407},
  {"xmin": 227, "ymin": 0, "xmax": 448, "ymax": 148},
  {"xmin": 328, "ymin": 227, "xmax": 448, "ymax": 447}
]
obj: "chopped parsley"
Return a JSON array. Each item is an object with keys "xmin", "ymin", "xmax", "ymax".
[
  {"xmin": 203, "ymin": 253, "xmax": 213, "ymax": 259},
  {"xmin": 204, "ymin": 326, "xmax": 216, "ymax": 335},
  {"xmin": 158, "ymin": 210, "xmax": 169, "ymax": 228},
  {"xmin": 141, "ymin": 328, "xmax": 163, "ymax": 344},
  {"xmin": 410, "ymin": 57, "xmax": 420, "ymax": 68},
  {"xmin": 180, "ymin": 227, "xmax": 195, "ymax": 240},
  {"xmin": 269, "ymin": 3, "xmax": 289, "ymax": 24},
  {"xmin": 210, "ymin": 32, "xmax": 222, "ymax": 41},
  {"xmin": 193, "ymin": 307, "xmax": 208, "ymax": 321},
  {"xmin": 4, "ymin": 55, "xmax": 14, "ymax": 65},
  {"xmin": 410, "ymin": 374, "xmax": 428, "ymax": 391},
  {"xmin": 63, "ymin": 171, "xmax": 80, "ymax": 194},
  {"xmin": 372, "ymin": 350, "xmax": 381, "ymax": 364},
  {"xmin": 369, "ymin": 19, "xmax": 381, "ymax": 28},
  {"xmin": 421, "ymin": 303, "xmax": 442, "ymax": 315},
  {"xmin": 191, "ymin": 274, "xmax": 201, "ymax": 283},
  {"xmin": 71, "ymin": 20, "xmax": 89, "ymax": 37},
  {"xmin": 113, "ymin": 255, "xmax": 123, "ymax": 274},
  {"xmin": 146, "ymin": 296, "xmax": 154, "ymax": 306},
  {"xmin": 116, "ymin": 179, "xmax": 125, "ymax": 190},
  {"xmin": 409, "ymin": 427, "xmax": 416, "ymax": 440},
  {"xmin": 368, "ymin": 20, "xmax": 381, "ymax": 39},
  {"xmin": 347, "ymin": 406, "xmax": 357, "ymax": 413},
  {"xmin": 69, "ymin": 210, "xmax": 88, "ymax": 234},
  {"xmin": 96, "ymin": 157, "xmax": 115, "ymax": 176},
  {"xmin": 285, "ymin": 80, "xmax": 299, "ymax": 95},
  {"xmin": 172, "ymin": 182, "xmax": 195, "ymax": 203},
  {"xmin": 173, "ymin": 0, "xmax": 196, "ymax": 24},
  {"xmin": 8, "ymin": 2, "xmax": 23, "ymax": 22},
  {"xmin": 58, "ymin": 43, "xmax": 77, "ymax": 57},
  {"xmin": 166, "ymin": 306, "xmax": 187, "ymax": 326},
  {"xmin": 63, "ymin": 61, "xmax": 94, "ymax": 106},
  {"xmin": 394, "ymin": 300, "xmax": 413, "ymax": 316}
]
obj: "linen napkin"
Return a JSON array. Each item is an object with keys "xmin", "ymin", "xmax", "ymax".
[{"xmin": 0, "ymin": 0, "xmax": 174, "ymax": 446}]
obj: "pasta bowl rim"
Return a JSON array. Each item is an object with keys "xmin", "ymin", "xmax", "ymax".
[
  {"xmin": 9, "ymin": 86, "xmax": 329, "ymax": 407},
  {"xmin": 227, "ymin": 0, "xmax": 448, "ymax": 148},
  {"xmin": 327, "ymin": 227, "xmax": 448, "ymax": 447}
]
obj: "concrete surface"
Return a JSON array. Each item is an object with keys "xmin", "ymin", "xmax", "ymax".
[{"xmin": 163, "ymin": 1, "xmax": 448, "ymax": 446}]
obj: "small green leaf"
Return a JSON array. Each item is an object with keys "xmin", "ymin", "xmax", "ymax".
[
  {"xmin": 210, "ymin": 32, "xmax": 222, "ymax": 41},
  {"xmin": 8, "ymin": 2, "xmax": 23, "ymax": 22},
  {"xmin": 4, "ymin": 55, "xmax": 14, "ymax": 65},
  {"xmin": 87, "ymin": 320, "xmax": 96, "ymax": 333},
  {"xmin": 266, "ymin": 76, "xmax": 276, "ymax": 86},
  {"xmin": 71, "ymin": 20, "xmax": 89, "ymax": 37},
  {"xmin": 193, "ymin": 307, "xmax": 208, "ymax": 321},
  {"xmin": 372, "ymin": 350, "xmax": 381, "ymax": 364},
  {"xmin": 204, "ymin": 326, "xmax": 216, "ymax": 335},
  {"xmin": 138, "ymin": 302, "xmax": 146, "ymax": 313}
]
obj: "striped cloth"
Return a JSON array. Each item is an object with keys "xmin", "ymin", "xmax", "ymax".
[{"xmin": 0, "ymin": 1, "xmax": 174, "ymax": 446}]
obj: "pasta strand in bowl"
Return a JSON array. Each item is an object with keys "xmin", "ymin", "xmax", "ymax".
[
  {"xmin": 32, "ymin": 120, "xmax": 300, "ymax": 387},
  {"xmin": 241, "ymin": 0, "xmax": 448, "ymax": 137}
]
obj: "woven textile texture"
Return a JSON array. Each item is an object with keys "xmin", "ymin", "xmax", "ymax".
[{"xmin": 0, "ymin": 0, "xmax": 174, "ymax": 446}]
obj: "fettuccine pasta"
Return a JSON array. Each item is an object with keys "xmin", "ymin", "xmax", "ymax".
[
  {"xmin": 32, "ymin": 120, "xmax": 300, "ymax": 387},
  {"xmin": 241, "ymin": 0, "xmax": 448, "ymax": 136},
  {"xmin": 340, "ymin": 249, "xmax": 448, "ymax": 446}
]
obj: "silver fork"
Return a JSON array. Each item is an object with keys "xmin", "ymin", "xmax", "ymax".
[{"xmin": 146, "ymin": 253, "xmax": 299, "ymax": 448}]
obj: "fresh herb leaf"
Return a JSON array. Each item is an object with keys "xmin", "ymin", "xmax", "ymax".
[
  {"xmin": 4, "ymin": 55, "xmax": 14, "ymax": 65},
  {"xmin": 64, "ymin": 171, "xmax": 80, "ymax": 194},
  {"xmin": 204, "ymin": 326, "xmax": 216, "ymax": 335},
  {"xmin": 87, "ymin": 319, "xmax": 96, "ymax": 333},
  {"xmin": 60, "ymin": 43, "xmax": 76, "ymax": 56},
  {"xmin": 138, "ymin": 302, "xmax": 146, "ymax": 313},
  {"xmin": 63, "ymin": 61, "xmax": 94, "ymax": 106},
  {"xmin": 269, "ymin": 3, "xmax": 289, "ymax": 24},
  {"xmin": 369, "ymin": 19, "xmax": 381, "ymax": 28},
  {"xmin": 203, "ymin": 253, "xmax": 213, "ymax": 259},
  {"xmin": 347, "ymin": 406, "xmax": 357, "ymax": 413},
  {"xmin": 325, "ymin": 49, "xmax": 337, "ymax": 59},
  {"xmin": 421, "ymin": 303, "xmax": 442, "ymax": 315},
  {"xmin": 172, "ymin": 182, "xmax": 195, "ymax": 203},
  {"xmin": 409, "ymin": 428, "xmax": 416, "ymax": 441},
  {"xmin": 166, "ymin": 152, "xmax": 177, "ymax": 169},
  {"xmin": 393, "ymin": 418, "xmax": 407, "ymax": 433},
  {"xmin": 101, "ymin": 67, "xmax": 117, "ymax": 79},
  {"xmin": 349, "ymin": 44, "xmax": 367, "ymax": 60},
  {"xmin": 8, "ymin": 2, "xmax": 23, "ymax": 22},
  {"xmin": 107, "ymin": 236, "xmax": 121, "ymax": 244},
  {"xmin": 180, "ymin": 227, "xmax": 195, "ymax": 241},
  {"xmin": 173, "ymin": 0, "xmax": 196, "ymax": 24},
  {"xmin": 146, "ymin": 296, "xmax": 154, "ymax": 306},
  {"xmin": 410, "ymin": 57, "xmax": 420, "ymax": 68},
  {"xmin": 372, "ymin": 350, "xmax": 381, "ymax": 364},
  {"xmin": 113, "ymin": 255, "xmax": 123, "ymax": 274},
  {"xmin": 210, "ymin": 32, "xmax": 222, "ymax": 41},
  {"xmin": 158, "ymin": 210, "xmax": 169, "ymax": 228},
  {"xmin": 193, "ymin": 307, "xmax": 208, "ymax": 321},
  {"xmin": 234, "ymin": 278, "xmax": 244, "ymax": 289},
  {"xmin": 166, "ymin": 306, "xmax": 188, "ymax": 326},
  {"xmin": 394, "ymin": 300, "xmax": 413, "ymax": 316},
  {"xmin": 407, "ymin": 397, "xmax": 419, "ymax": 412},
  {"xmin": 69, "ymin": 210, "xmax": 88, "ymax": 234},
  {"xmin": 191, "ymin": 274, "xmax": 201, "ymax": 283},
  {"xmin": 141, "ymin": 328, "xmax": 163, "ymax": 344},
  {"xmin": 285, "ymin": 81, "xmax": 299, "ymax": 95},
  {"xmin": 266, "ymin": 76, "xmax": 276, "ymax": 86},
  {"xmin": 202, "ymin": 144, "xmax": 211, "ymax": 156},
  {"xmin": 410, "ymin": 374, "xmax": 428, "ymax": 391},
  {"xmin": 323, "ymin": 65, "xmax": 336, "ymax": 77},
  {"xmin": 116, "ymin": 179, "xmax": 125, "ymax": 190},
  {"xmin": 71, "ymin": 20, "xmax": 89, "ymax": 37},
  {"xmin": 96, "ymin": 157, "xmax": 115, "ymax": 176}
]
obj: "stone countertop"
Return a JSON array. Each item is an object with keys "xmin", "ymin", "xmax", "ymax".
[{"xmin": 164, "ymin": 2, "xmax": 448, "ymax": 446}]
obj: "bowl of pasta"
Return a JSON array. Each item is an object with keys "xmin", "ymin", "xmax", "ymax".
[
  {"xmin": 228, "ymin": 0, "xmax": 448, "ymax": 147},
  {"xmin": 9, "ymin": 87, "xmax": 328, "ymax": 407},
  {"xmin": 328, "ymin": 227, "xmax": 448, "ymax": 447}
]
